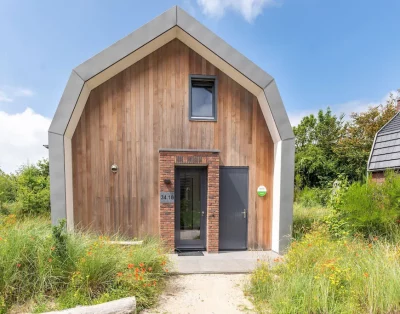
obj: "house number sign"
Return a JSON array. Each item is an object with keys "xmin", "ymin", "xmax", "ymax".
[{"xmin": 160, "ymin": 192, "xmax": 175, "ymax": 203}]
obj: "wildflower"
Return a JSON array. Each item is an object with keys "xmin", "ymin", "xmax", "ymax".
[
  {"xmin": 368, "ymin": 243, "xmax": 372, "ymax": 248},
  {"xmin": 87, "ymin": 251, "xmax": 93, "ymax": 256},
  {"xmin": 0, "ymin": 237, "xmax": 2, "ymax": 241},
  {"xmin": 48, "ymin": 258, "xmax": 53, "ymax": 263},
  {"xmin": 127, "ymin": 263, "xmax": 134, "ymax": 269},
  {"xmin": 17, "ymin": 263, "xmax": 21, "ymax": 268},
  {"xmin": 117, "ymin": 272, "xmax": 123, "ymax": 277},
  {"xmin": 148, "ymin": 267, "xmax": 152, "ymax": 271},
  {"xmin": 273, "ymin": 257, "xmax": 280, "ymax": 263},
  {"xmin": 363, "ymin": 272, "xmax": 369, "ymax": 278},
  {"xmin": 308, "ymin": 243, "xmax": 312, "ymax": 247},
  {"xmin": 373, "ymin": 236, "xmax": 378, "ymax": 241},
  {"xmin": 165, "ymin": 268, "xmax": 169, "ymax": 273},
  {"xmin": 139, "ymin": 262, "xmax": 145, "ymax": 267},
  {"xmin": 161, "ymin": 260, "xmax": 166, "ymax": 266},
  {"xmin": 51, "ymin": 247, "xmax": 55, "ymax": 251}
]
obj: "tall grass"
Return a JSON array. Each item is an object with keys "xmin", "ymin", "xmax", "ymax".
[
  {"xmin": 0, "ymin": 216, "xmax": 169, "ymax": 313},
  {"xmin": 250, "ymin": 226, "xmax": 400, "ymax": 314}
]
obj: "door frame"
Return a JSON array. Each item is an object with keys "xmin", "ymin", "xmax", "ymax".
[
  {"xmin": 219, "ymin": 166, "xmax": 249, "ymax": 251},
  {"xmin": 174, "ymin": 166, "xmax": 208, "ymax": 251}
]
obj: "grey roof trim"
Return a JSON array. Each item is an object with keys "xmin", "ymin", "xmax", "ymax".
[
  {"xmin": 368, "ymin": 112, "xmax": 400, "ymax": 171},
  {"xmin": 49, "ymin": 71, "xmax": 84, "ymax": 135},
  {"xmin": 49, "ymin": 5, "xmax": 292, "ymax": 141}
]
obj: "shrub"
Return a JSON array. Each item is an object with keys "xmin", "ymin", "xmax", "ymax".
[
  {"xmin": 15, "ymin": 161, "xmax": 50, "ymax": 216},
  {"xmin": 0, "ymin": 217, "xmax": 169, "ymax": 313},
  {"xmin": 336, "ymin": 171, "xmax": 400, "ymax": 238},
  {"xmin": 296, "ymin": 187, "xmax": 330, "ymax": 208},
  {"xmin": 249, "ymin": 226, "xmax": 400, "ymax": 314}
]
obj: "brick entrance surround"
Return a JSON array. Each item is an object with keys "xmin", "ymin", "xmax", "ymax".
[{"xmin": 159, "ymin": 149, "xmax": 220, "ymax": 252}]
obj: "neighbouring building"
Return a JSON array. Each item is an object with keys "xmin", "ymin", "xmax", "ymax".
[
  {"xmin": 368, "ymin": 98, "xmax": 400, "ymax": 182},
  {"xmin": 48, "ymin": 6, "xmax": 295, "ymax": 254}
]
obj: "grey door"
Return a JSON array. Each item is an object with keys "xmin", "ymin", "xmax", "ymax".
[
  {"xmin": 175, "ymin": 167, "xmax": 207, "ymax": 250},
  {"xmin": 219, "ymin": 167, "xmax": 248, "ymax": 250}
]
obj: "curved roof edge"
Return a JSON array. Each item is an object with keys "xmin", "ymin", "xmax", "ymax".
[
  {"xmin": 367, "ymin": 112, "xmax": 400, "ymax": 171},
  {"xmin": 49, "ymin": 5, "xmax": 294, "ymax": 141}
]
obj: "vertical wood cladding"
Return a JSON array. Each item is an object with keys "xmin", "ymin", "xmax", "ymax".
[{"xmin": 72, "ymin": 39, "xmax": 274, "ymax": 249}]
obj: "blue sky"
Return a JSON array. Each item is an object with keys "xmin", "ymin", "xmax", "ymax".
[{"xmin": 0, "ymin": 0, "xmax": 399, "ymax": 172}]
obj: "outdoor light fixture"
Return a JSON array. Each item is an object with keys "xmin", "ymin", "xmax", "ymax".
[
  {"xmin": 164, "ymin": 179, "xmax": 172, "ymax": 185},
  {"xmin": 111, "ymin": 164, "xmax": 118, "ymax": 173}
]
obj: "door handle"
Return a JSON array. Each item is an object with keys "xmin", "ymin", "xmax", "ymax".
[{"xmin": 242, "ymin": 209, "xmax": 246, "ymax": 219}]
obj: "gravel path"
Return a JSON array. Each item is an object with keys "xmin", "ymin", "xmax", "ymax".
[{"xmin": 142, "ymin": 274, "xmax": 254, "ymax": 314}]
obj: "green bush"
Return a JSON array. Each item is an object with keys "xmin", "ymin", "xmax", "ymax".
[
  {"xmin": 0, "ymin": 217, "xmax": 169, "ymax": 313},
  {"xmin": 249, "ymin": 226, "xmax": 400, "ymax": 314},
  {"xmin": 296, "ymin": 187, "xmax": 330, "ymax": 208},
  {"xmin": 336, "ymin": 171, "xmax": 400, "ymax": 238},
  {"xmin": 15, "ymin": 160, "xmax": 50, "ymax": 216}
]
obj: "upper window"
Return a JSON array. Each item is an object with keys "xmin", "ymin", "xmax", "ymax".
[{"xmin": 189, "ymin": 75, "xmax": 217, "ymax": 121}]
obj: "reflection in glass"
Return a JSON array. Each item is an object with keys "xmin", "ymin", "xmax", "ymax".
[{"xmin": 179, "ymin": 172, "xmax": 201, "ymax": 240}]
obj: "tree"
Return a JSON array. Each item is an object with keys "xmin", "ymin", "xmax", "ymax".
[
  {"xmin": 16, "ymin": 159, "xmax": 50, "ymax": 216},
  {"xmin": 0, "ymin": 169, "xmax": 17, "ymax": 212},
  {"xmin": 293, "ymin": 108, "xmax": 344, "ymax": 188},
  {"xmin": 334, "ymin": 92, "xmax": 398, "ymax": 182}
]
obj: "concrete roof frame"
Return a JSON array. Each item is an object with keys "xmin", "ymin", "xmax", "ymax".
[{"xmin": 48, "ymin": 6, "xmax": 295, "ymax": 254}]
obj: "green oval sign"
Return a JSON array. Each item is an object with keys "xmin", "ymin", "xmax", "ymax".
[{"xmin": 257, "ymin": 185, "xmax": 267, "ymax": 197}]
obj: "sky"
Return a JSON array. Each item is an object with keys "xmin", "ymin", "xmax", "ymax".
[{"xmin": 0, "ymin": 0, "xmax": 399, "ymax": 173}]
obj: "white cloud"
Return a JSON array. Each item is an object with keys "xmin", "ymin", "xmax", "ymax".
[
  {"xmin": 197, "ymin": 0, "xmax": 278, "ymax": 22},
  {"xmin": 0, "ymin": 87, "xmax": 34, "ymax": 104},
  {"xmin": 0, "ymin": 108, "xmax": 50, "ymax": 173},
  {"xmin": 288, "ymin": 90, "xmax": 399, "ymax": 127}
]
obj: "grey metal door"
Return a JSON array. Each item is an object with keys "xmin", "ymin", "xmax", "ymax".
[
  {"xmin": 219, "ymin": 167, "xmax": 248, "ymax": 250},
  {"xmin": 175, "ymin": 167, "xmax": 207, "ymax": 250}
]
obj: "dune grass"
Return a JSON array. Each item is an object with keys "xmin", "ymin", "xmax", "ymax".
[
  {"xmin": 249, "ymin": 205, "xmax": 400, "ymax": 314},
  {"xmin": 0, "ymin": 215, "xmax": 169, "ymax": 313}
]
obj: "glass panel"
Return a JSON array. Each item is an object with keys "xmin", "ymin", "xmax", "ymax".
[
  {"xmin": 179, "ymin": 171, "xmax": 201, "ymax": 240},
  {"xmin": 191, "ymin": 82, "xmax": 214, "ymax": 118}
]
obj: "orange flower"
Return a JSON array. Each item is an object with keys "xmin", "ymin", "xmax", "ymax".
[
  {"xmin": 139, "ymin": 262, "xmax": 144, "ymax": 268},
  {"xmin": 48, "ymin": 258, "xmax": 53, "ymax": 263},
  {"xmin": 161, "ymin": 260, "xmax": 166, "ymax": 266},
  {"xmin": 308, "ymin": 243, "xmax": 312, "ymax": 247},
  {"xmin": 148, "ymin": 267, "xmax": 152, "ymax": 271},
  {"xmin": 273, "ymin": 257, "xmax": 280, "ymax": 263},
  {"xmin": 363, "ymin": 272, "xmax": 369, "ymax": 278},
  {"xmin": 373, "ymin": 236, "xmax": 378, "ymax": 241},
  {"xmin": 165, "ymin": 268, "xmax": 169, "ymax": 273},
  {"xmin": 51, "ymin": 246, "xmax": 55, "ymax": 251},
  {"xmin": 87, "ymin": 251, "xmax": 93, "ymax": 256},
  {"xmin": 153, "ymin": 281, "xmax": 157, "ymax": 286},
  {"xmin": 117, "ymin": 272, "xmax": 123, "ymax": 277},
  {"xmin": 135, "ymin": 267, "xmax": 139, "ymax": 273},
  {"xmin": 17, "ymin": 263, "xmax": 21, "ymax": 268},
  {"xmin": 0, "ymin": 237, "xmax": 3, "ymax": 241},
  {"xmin": 139, "ymin": 276, "xmax": 143, "ymax": 281},
  {"xmin": 368, "ymin": 243, "xmax": 372, "ymax": 249},
  {"xmin": 127, "ymin": 263, "xmax": 134, "ymax": 269}
]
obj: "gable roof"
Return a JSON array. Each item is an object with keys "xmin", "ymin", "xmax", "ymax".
[
  {"xmin": 48, "ymin": 6, "xmax": 294, "ymax": 142},
  {"xmin": 368, "ymin": 112, "xmax": 400, "ymax": 171}
]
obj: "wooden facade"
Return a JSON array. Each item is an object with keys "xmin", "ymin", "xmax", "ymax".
[{"xmin": 71, "ymin": 39, "xmax": 274, "ymax": 249}]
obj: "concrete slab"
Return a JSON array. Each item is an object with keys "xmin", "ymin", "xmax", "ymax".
[{"xmin": 169, "ymin": 250, "xmax": 280, "ymax": 274}]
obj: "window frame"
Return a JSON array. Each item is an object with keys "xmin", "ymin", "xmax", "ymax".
[{"xmin": 189, "ymin": 75, "xmax": 218, "ymax": 122}]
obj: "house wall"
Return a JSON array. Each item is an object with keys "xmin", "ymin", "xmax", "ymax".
[
  {"xmin": 71, "ymin": 39, "xmax": 274, "ymax": 249},
  {"xmin": 371, "ymin": 171, "xmax": 385, "ymax": 183}
]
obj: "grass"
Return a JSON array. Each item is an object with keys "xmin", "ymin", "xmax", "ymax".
[
  {"xmin": 292, "ymin": 203, "xmax": 329, "ymax": 240},
  {"xmin": 0, "ymin": 215, "xmax": 170, "ymax": 313},
  {"xmin": 248, "ymin": 204, "xmax": 400, "ymax": 314}
]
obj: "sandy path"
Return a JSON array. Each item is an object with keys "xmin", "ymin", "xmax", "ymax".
[{"xmin": 142, "ymin": 274, "xmax": 254, "ymax": 314}]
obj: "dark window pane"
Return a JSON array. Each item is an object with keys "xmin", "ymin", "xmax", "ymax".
[{"xmin": 191, "ymin": 80, "xmax": 214, "ymax": 118}]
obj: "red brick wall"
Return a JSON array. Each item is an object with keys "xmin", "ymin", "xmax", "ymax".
[
  {"xmin": 371, "ymin": 171, "xmax": 385, "ymax": 183},
  {"xmin": 159, "ymin": 151, "xmax": 220, "ymax": 252}
]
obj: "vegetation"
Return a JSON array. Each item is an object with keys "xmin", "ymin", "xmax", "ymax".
[
  {"xmin": 249, "ymin": 172, "xmax": 400, "ymax": 313},
  {"xmin": 294, "ymin": 92, "xmax": 398, "ymax": 191},
  {"xmin": 0, "ymin": 159, "xmax": 49, "ymax": 217},
  {"xmin": 0, "ymin": 217, "xmax": 169, "ymax": 313}
]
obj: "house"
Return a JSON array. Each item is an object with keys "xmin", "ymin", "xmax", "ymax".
[
  {"xmin": 368, "ymin": 98, "xmax": 400, "ymax": 182},
  {"xmin": 48, "ymin": 6, "xmax": 295, "ymax": 254}
]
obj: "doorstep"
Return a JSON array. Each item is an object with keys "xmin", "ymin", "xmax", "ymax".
[{"xmin": 169, "ymin": 250, "xmax": 281, "ymax": 274}]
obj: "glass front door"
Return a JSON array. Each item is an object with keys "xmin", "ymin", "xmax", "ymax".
[{"xmin": 175, "ymin": 167, "xmax": 207, "ymax": 250}]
